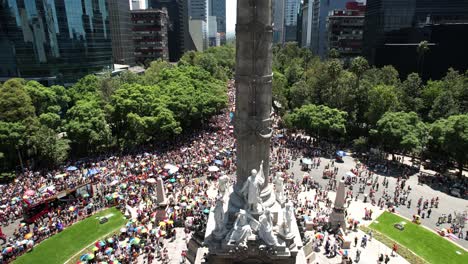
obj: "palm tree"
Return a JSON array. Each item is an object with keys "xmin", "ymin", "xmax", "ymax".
[{"xmin": 417, "ymin": 41, "xmax": 430, "ymax": 77}]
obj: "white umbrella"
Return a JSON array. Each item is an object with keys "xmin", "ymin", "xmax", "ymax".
[
  {"xmin": 164, "ymin": 163, "xmax": 175, "ymax": 170},
  {"xmin": 110, "ymin": 179, "xmax": 119, "ymax": 186},
  {"xmin": 146, "ymin": 178, "xmax": 156, "ymax": 184},
  {"xmin": 302, "ymin": 158, "xmax": 313, "ymax": 165},
  {"xmin": 346, "ymin": 171, "xmax": 356, "ymax": 178},
  {"xmin": 208, "ymin": 166, "xmax": 220, "ymax": 172},
  {"xmin": 168, "ymin": 167, "xmax": 179, "ymax": 174}
]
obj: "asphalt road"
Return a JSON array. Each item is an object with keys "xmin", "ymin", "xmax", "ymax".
[{"xmin": 286, "ymin": 153, "xmax": 468, "ymax": 249}]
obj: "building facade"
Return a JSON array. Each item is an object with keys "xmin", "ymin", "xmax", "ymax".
[
  {"xmin": 284, "ymin": 0, "xmax": 300, "ymax": 42},
  {"xmin": 309, "ymin": 0, "xmax": 349, "ymax": 58},
  {"xmin": 300, "ymin": 0, "xmax": 313, "ymax": 48},
  {"xmin": 0, "ymin": 0, "xmax": 112, "ymax": 84},
  {"xmin": 273, "ymin": 0, "xmax": 285, "ymax": 43},
  {"xmin": 209, "ymin": 0, "xmax": 225, "ymax": 44},
  {"xmin": 188, "ymin": 0, "xmax": 208, "ymax": 51},
  {"xmin": 363, "ymin": 0, "xmax": 468, "ymax": 80},
  {"xmin": 148, "ymin": 0, "xmax": 189, "ymax": 61},
  {"xmin": 327, "ymin": 1, "xmax": 365, "ymax": 63},
  {"xmin": 109, "ymin": 0, "xmax": 135, "ymax": 65},
  {"xmin": 131, "ymin": 9, "xmax": 169, "ymax": 66},
  {"xmin": 129, "ymin": 0, "xmax": 148, "ymax": 10}
]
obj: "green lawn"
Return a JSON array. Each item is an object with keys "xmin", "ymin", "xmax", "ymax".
[
  {"xmin": 14, "ymin": 207, "xmax": 126, "ymax": 264},
  {"xmin": 369, "ymin": 212, "xmax": 468, "ymax": 264}
]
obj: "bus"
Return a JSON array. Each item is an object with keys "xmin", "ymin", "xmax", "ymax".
[{"xmin": 22, "ymin": 182, "xmax": 94, "ymax": 224}]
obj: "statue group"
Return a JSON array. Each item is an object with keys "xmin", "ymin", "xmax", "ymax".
[{"xmin": 216, "ymin": 161, "xmax": 295, "ymax": 248}]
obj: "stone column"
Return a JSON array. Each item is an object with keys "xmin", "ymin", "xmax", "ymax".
[{"xmin": 234, "ymin": 0, "xmax": 273, "ymax": 192}]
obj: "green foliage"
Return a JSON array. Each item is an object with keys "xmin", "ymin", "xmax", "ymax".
[
  {"xmin": 0, "ymin": 78, "xmax": 35, "ymax": 122},
  {"xmin": 428, "ymin": 114, "xmax": 468, "ymax": 175},
  {"xmin": 284, "ymin": 104, "xmax": 347, "ymax": 140},
  {"xmin": 180, "ymin": 44, "xmax": 235, "ymax": 80},
  {"xmin": 373, "ymin": 112, "xmax": 427, "ymax": 155},
  {"xmin": 365, "ymin": 85, "xmax": 400, "ymax": 126},
  {"xmin": 64, "ymin": 100, "xmax": 112, "ymax": 155}
]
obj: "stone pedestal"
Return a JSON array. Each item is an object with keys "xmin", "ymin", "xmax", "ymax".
[
  {"xmin": 329, "ymin": 180, "xmax": 347, "ymax": 231},
  {"xmin": 156, "ymin": 177, "xmax": 167, "ymax": 205}
]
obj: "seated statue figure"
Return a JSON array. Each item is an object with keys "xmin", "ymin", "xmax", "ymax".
[
  {"xmin": 258, "ymin": 208, "xmax": 279, "ymax": 246},
  {"xmin": 225, "ymin": 210, "xmax": 252, "ymax": 247}
]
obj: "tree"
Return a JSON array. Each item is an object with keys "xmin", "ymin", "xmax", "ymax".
[
  {"xmin": 365, "ymin": 85, "xmax": 400, "ymax": 126},
  {"xmin": 64, "ymin": 100, "xmax": 112, "ymax": 155},
  {"xmin": 284, "ymin": 104, "xmax": 347, "ymax": 141},
  {"xmin": 399, "ymin": 73, "xmax": 424, "ymax": 113},
  {"xmin": 429, "ymin": 115, "xmax": 468, "ymax": 176},
  {"xmin": 429, "ymin": 91, "xmax": 459, "ymax": 121},
  {"xmin": 29, "ymin": 125, "xmax": 70, "ymax": 167},
  {"xmin": 372, "ymin": 112, "xmax": 427, "ymax": 157},
  {"xmin": 0, "ymin": 78, "xmax": 35, "ymax": 122},
  {"xmin": 417, "ymin": 41, "xmax": 430, "ymax": 77}
]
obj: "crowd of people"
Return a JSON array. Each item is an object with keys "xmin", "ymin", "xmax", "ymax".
[{"xmin": 0, "ymin": 78, "xmax": 466, "ymax": 264}]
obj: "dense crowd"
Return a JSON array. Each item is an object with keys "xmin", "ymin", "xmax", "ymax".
[{"xmin": 1, "ymin": 78, "xmax": 466, "ymax": 264}]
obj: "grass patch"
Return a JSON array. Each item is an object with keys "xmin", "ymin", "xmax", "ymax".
[
  {"xmin": 367, "ymin": 212, "xmax": 467, "ymax": 264},
  {"xmin": 14, "ymin": 207, "xmax": 126, "ymax": 264}
]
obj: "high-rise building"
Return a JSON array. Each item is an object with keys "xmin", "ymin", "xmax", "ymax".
[
  {"xmin": 0, "ymin": 0, "xmax": 113, "ymax": 84},
  {"xmin": 188, "ymin": 0, "xmax": 208, "ymax": 51},
  {"xmin": 363, "ymin": 0, "xmax": 468, "ymax": 80},
  {"xmin": 300, "ymin": 0, "xmax": 313, "ymax": 48},
  {"xmin": 131, "ymin": 9, "xmax": 169, "ymax": 65},
  {"xmin": 284, "ymin": 0, "xmax": 300, "ymax": 42},
  {"xmin": 208, "ymin": 15, "xmax": 219, "ymax": 47},
  {"xmin": 309, "ymin": 0, "xmax": 348, "ymax": 58},
  {"xmin": 109, "ymin": 0, "xmax": 135, "ymax": 66},
  {"xmin": 327, "ymin": 1, "xmax": 365, "ymax": 63},
  {"xmin": 129, "ymin": 0, "xmax": 148, "ymax": 10},
  {"xmin": 148, "ymin": 0, "xmax": 189, "ymax": 61},
  {"xmin": 273, "ymin": 0, "xmax": 285, "ymax": 43},
  {"xmin": 209, "ymin": 0, "xmax": 225, "ymax": 44}
]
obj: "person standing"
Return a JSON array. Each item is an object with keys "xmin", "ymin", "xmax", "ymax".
[
  {"xmin": 427, "ymin": 208, "xmax": 432, "ymax": 218},
  {"xmin": 385, "ymin": 254, "xmax": 390, "ymax": 264},
  {"xmin": 355, "ymin": 249, "xmax": 361, "ymax": 262},
  {"xmin": 354, "ymin": 236, "xmax": 358, "ymax": 247},
  {"xmin": 391, "ymin": 243, "xmax": 398, "ymax": 256}
]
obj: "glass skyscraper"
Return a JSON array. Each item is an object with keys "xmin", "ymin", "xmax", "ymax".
[
  {"xmin": 363, "ymin": 0, "xmax": 468, "ymax": 80},
  {"xmin": 0, "ymin": 0, "xmax": 112, "ymax": 84}
]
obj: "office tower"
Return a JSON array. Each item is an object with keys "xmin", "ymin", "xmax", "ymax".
[
  {"xmin": 188, "ymin": 0, "xmax": 208, "ymax": 51},
  {"xmin": 130, "ymin": 0, "xmax": 148, "ymax": 10},
  {"xmin": 131, "ymin": 9, "xmax": 169, "ymax": 65},
  {"xmin": 109, "ymin": 0, "xmax": 135, "ymax": 65},
  {"xmin": 0, "ymin": 0, "xmax": 112, "ymax": 84},
  {"xmin": 149, "ymin": 0, "xmax": 189, "ymax": 61},
  {"xmin": 327, "ymin": 1, "xmax": 365, "ymax": 63},
  {"xmin": 300, "ymin": 0, "xmax": 313, "ymax": 48},
  {"xmin": 284, "ymin": 0, "xmax": 300, "ymax": 42},
  {"xmin": 273, "ymin": 0, "xmax": 285, "ymax": 43},
  {"xmin": 209, "ymin": 0, "xmax": 225, "ymax": 44},
  {"xmin": 310, "ymin": 0, "xmax": 348, "ymax": 58},
  {"xmin": 363, "ymin": 0, "xmax": 468, "ymax": 80}
]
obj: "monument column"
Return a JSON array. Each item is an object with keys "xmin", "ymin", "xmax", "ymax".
[{"xmin": 234, "ymin": 0, "xmax": 273, "ymax": 191}]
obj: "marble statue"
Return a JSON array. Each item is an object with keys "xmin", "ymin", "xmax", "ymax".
[
  {"xmin": 226, "ymin": 210, "xmax": 252, "ymax": 247},
  {"xmin": 258, "ymin": 208, "xmax": 278, "ymax": 246},
  {"xmin": 240, "ymin": 161, "xmax": 265, "ymax": 213},
  {"xmin": 213, "ymin": 198, "xmax": 227, "ymax": 238},
  {"xmin": 218, "ymin": 174, "xmax": 230, "ymax": 196},
  {"xmin": 274, "ymin": 172, "xmax": 285, "ymax": 204},
  {"xmin": 282, "ymin": 202, "xmax": 294, "ymax": 235}
]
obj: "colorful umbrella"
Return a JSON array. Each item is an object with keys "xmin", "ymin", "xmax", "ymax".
[
  {"xmin": 92, "ymin": 246, "xmax": 99, "ymax": 251},
  {"xmin": 95, "ymin": 240, "xmax": 106, "ymax": 248},
  {"xmin": 169, "ymin": 178, "xmax": 176, "ymax": 183},
  {"xmin": 105, "ymin": 247, "xmax": 113, "ymax": 254},
  {"xmin": 68, "ymin": 206, "xmax": 76, "ymax": 212},
  {"xmin": 203, "ymin": 208, "xmax": 210, "ymax": 214},
  {"xmin": 2, "ymin": 247, "xmax": 13, "ymax": 254},
  {"xmin": 159, "ymin": 221, "xmax": 166, "ymax": 227},
  {"xmin": 24, "ymin": 190, "xmax": 35, "ymax": 196},
  {"xmin": 20, "ymin": 223, "xmax": 26, "ymax": 227},
  {"xmin": 107, "ymin": 237, "xmax": 114, "ymax": 244},
  {"xmin": 24, "ymin": 233, "xmax": 33, "ymax": 239},
  {"xmin": 129, "ymin": 237, "xmax": 140, "ymax": 245}
]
